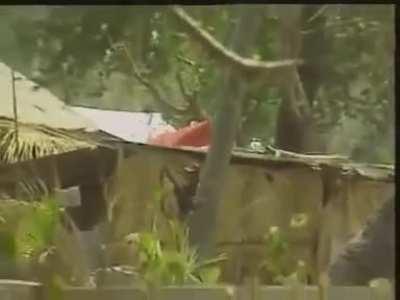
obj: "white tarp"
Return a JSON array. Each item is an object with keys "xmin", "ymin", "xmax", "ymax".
[{"xmin": 71, "ymin": 106, "xmax": 174, "ymax": 143}]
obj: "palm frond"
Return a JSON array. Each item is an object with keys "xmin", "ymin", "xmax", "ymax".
[{"xmin": 0, "ymin": 118, "xmax": 98, "ymax": 164}]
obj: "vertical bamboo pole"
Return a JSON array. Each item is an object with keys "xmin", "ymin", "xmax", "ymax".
[{"xmin": 10, "ymin": 69, "xmax": 19, "ymax": 161}]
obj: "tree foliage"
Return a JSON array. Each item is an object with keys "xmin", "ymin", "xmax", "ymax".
[{"xmin": 0, "ymin": 4, "xmax": 394, "ymax": 162}]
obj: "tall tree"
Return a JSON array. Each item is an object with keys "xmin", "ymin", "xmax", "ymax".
[
  {"xmin": 274, "ymin": 5, "xmax": 310, "ymax": 153},
  {"xmin": 179, "ymin": 6, "xmax": 261, "ymax": 258},
  {"xmin": 171, "ymin": 5, "xmax": 301, "ymax": 258}
]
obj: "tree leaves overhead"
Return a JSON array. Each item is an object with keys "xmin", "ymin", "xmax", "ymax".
[{"xmin": 0, "ymin": 5, "xmax": 394, "ymax": 162}]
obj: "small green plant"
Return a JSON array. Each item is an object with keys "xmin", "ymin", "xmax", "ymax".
[
  {"xmin": 260, "ymin": 226, "xmax": 290, "ymax": 283},
  {"xmin": 15, "ymin": 197, "xmax": 61, "ymax": 263},
  {"xmin": 0, "ymin": 196, "xmax": 62, "ymax": 281},
  {"xmin": 260, "ymin": 225, "xmax": 309, "ymax": 285},
  {"xmin": 124, "ymin": 220, "xmax": 226, "ymax": 285},
  {"xmin": 0, "ymin": 194, "xmax": 93, "ymax": 289}
]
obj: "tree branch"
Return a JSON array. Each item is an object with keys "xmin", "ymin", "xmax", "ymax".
[
  {"xmin": 170, "ymin": 6, "xmax": 303, "ymax": 85},
  {"xmin": 105, "ymin": 32, "xmax": 186, "ymax": 116},
  {"xmin": 176, "ymin": 70, "xmax": 191, "ymax": 100},
  {"xmin": 120, "ymin": 43, "xmax": 185, "ymax": 115},
  {"xmin": 175, "ymin": 70, "xmax": 206, "ymax": 120}
]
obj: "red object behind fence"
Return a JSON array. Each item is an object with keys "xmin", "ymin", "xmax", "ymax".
[{"xmin": 148, "ymin": 119, "xmax": 211, "ymax": 148}]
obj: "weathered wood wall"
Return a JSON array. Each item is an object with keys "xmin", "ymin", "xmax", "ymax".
[
  {"xmin": 0, "ymin": 144, "xmax": 393, "ymax": 284},
  {"xmin": 105, "ymin": 144, "xmax": 394, "ymax": 284},
  {"xmin": 0, "ymin": 279, "xmax": 395, "ymax": 300}
]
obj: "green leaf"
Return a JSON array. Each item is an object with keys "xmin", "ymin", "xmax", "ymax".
[
  {"xmin": 196, "ymin": 266, "xmax": 221, "ymax": 284},
  {"xmin": 15, "ymin": 198, "xmax": 60, "ymax": 260}
]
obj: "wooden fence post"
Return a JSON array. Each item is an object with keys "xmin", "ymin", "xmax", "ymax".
[
  {"xmin": 241, "ymin": 276, "xmax": 260, "ymax": 300},
  {"xmin": 0, "ymin": 280, "xmax": 43, "ymax": 300}
]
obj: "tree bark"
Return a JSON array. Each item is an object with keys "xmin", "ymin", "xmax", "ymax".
[
  {"xmin": 186, "ymin": 6, "xmax": 262, "ymax": 258},
  {"xmin": 274, "ymin": 5, "xmax": 310, "ymax": 153},
  {"xmin": 275, "ymin": 5, "xmax": 329, "ymax": 153},
  {"xmin": 298, "ymin": 5, "xmax": 330, "ymax": 105}
]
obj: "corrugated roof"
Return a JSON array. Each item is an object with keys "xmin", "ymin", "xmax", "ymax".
[
  {"xmin": 0, "ymin": 62, "xmax": 97, "ymax": 131},
  {"xmin": 71, "ymin": 106, "xmax": 173, "ymax": 143}
]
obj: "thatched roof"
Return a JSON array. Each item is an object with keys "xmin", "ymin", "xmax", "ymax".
[
  {"xmin": 0, "ymin": 62, "xmax": 100, "ymax": 163},
  {"xmin": 0, "ymin": 118, "xmax": 100, "ymax": 164}
]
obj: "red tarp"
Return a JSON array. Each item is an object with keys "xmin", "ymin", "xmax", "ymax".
[{"xmin": 148, "ymin": 120, "xmax": 211, "ymax": 148}]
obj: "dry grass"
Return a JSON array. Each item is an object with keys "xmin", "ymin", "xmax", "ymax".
[{"xmin": 0, "ymin": 118, "xmax": 97, "ymax": 164}]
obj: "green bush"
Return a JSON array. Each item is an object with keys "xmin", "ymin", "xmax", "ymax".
[{"xmin": 123, "ymin": 220, "xmax": 226, "ymax": 286}]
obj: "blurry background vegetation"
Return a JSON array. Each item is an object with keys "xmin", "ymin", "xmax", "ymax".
[
  {"xmin": 0, "ymin": 5, "xmax": 394, "ymax": 162},
  {"xmin": 0, "ymin": 5, "xmax": 395, "ymax": 288}
]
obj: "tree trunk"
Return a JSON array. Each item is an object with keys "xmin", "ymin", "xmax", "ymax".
[
  {"xmin": 274, "ymin": 5, "xmax": 308, "ymax": 153},
  {"xmin": 384, "ymin": 9, "xmax": 395, "ymax": 161},
  {"xmin": 275, "ymin": 5, "xmax": 329, "ymax": 153},
  {"xmin": 187, "ymin": 6, "xmax": 262, "ymax": 258}
]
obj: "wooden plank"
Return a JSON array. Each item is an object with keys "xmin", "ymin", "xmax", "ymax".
[
  {"xmin": 325, "ymin": 286, "xmax": 372, "ymax": 300},
  {"xmin": 157, "ymin": 285, "xmax": 234, "ymax": 300},
  {"xmin": 0, "ymin": 280, "xmax": 42, "ymax": 300},
  {"xmin": 61, "ymin": 287, "xmax": 146, "ymax": 300},
  {"xmin": 0, "ymin": 281, "xmax": 394, "ymax": 300},
  {"xmin": 257, "ymin": 286, "xmax": 383, "ymax": 300},
  {"xmin": 257, "ymin": 286, "xmax": 318, "ymax": 300}
]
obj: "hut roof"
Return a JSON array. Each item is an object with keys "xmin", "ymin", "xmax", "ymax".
[
  {"xmin": 0, "ymin": 62, "xmax": 101, "ymax": 163},
  {"xmin": 0, "ymin": 62, "xmax": 393, "ymax": 182},
  {"xmin": 70, "ymin": 106, "xmax": 170, "ymax": 144},
  {"xmin": 0, "ymin": 62, "xmax": 97, "ymax": 131}
]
